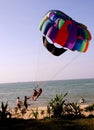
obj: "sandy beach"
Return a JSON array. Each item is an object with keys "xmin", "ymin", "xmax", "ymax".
[
  {"xmin": 9, "ymin": 106, "xmax": 49, "ymax": 119},
  {"xmin": 8, "ymin": 103, "xmax": 94, "ymax": 120}
]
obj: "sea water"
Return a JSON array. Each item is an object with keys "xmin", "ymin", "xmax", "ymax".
[{"xmin": 0, "ymin": 78, "xmax": 94, "ymax": 109}]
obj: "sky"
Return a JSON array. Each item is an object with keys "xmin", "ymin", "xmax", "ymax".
[{"xmin": 0, "ymin": 0, "xmax": 94, "ymax": 83}]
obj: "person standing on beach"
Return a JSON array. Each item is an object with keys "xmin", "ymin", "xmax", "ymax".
[
  {"xmin": 24, "ymin": 96, "xmax": 30, "ymax": 110},
  {"xmin": 16, "ymin": 97, "xmax": 21, "ymax": 110}
]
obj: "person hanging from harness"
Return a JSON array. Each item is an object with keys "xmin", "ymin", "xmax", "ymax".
[
  {"xmin": 32, "ymin": 89, "xmax": 38, "ymax": 100},
  {"xmin": 32, "ymin": 87, "xmax": 42, "ymax": 101}
]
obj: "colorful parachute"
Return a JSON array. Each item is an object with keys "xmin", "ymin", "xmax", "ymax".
[{"xmin": 39, "ymin": 10, "xmax": 92, "ymax": 56}]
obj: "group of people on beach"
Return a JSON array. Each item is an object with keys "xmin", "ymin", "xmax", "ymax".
[{"xmin": 16, "ymin": 88, "xmax": 42, "ymax": 110}]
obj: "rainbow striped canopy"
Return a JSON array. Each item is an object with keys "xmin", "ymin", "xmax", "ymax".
[{"xmin": 39, "ymin": 10, "xmax": 92, "ymax": 56}]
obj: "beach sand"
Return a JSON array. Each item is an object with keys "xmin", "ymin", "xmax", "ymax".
[
  {"xmin": 8, "ymin": 103, "xmax": 94, "ymax": 120},
  {"xmin": 80, "ymin": 103, "xmax": 94, "ymax": 117},
  {"xmin": 10, "ymin": 106, "xmax": 48, "ymax": 119}
]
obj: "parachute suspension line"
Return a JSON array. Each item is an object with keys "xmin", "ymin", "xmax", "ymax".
[
  {"xmin": 35, "ymin": 56, "xmax": 39, "ymax": 86},
  {"xmin": 34, "ymin": 44, "xmax": 41, "ymax": 87},
  {"xmin": 40, "ymin": 53, "xmax": 82, "ymax": 87},
  {"xmin": 50, "ymin": 53, "xmax": 81, "ymax": 80}
]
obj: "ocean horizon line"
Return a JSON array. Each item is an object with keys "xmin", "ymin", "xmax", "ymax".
[{"xmin": 0, "ymin": 77, "xmax": 94, "ymax": 84}]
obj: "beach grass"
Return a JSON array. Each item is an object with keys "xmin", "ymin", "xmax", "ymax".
[{"xmin": 0, "ymin": 117, "xmax": 94, "ymax": 130}]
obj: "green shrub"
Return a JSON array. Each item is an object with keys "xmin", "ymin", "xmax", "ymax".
[
  {"xmin": 0, "ymin": 101, "xmax": 11, "ymax": 120},
  {"xmin": 49, "ymin": 92, "xmax": 68, "ymax": 117},
  {"xmin": 85, "ymin": 104, "xmax": 94, "ymax": 112},
  {"xmin": 31, "ymin": 108, "xmax": 39, "ymax": 119}
]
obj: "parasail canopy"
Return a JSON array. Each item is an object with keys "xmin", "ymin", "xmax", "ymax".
[{"xmin": 39, "ymin": 10, "xmax": 92, "ymax": 56}]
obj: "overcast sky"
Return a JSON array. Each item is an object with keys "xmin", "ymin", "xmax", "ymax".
[{"xmin": 0, "ymin": 0, "xmax": 94, "ymax": 83}]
